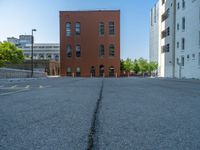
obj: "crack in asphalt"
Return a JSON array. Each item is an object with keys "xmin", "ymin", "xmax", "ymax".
[{"xmin": 87, "ymin": 79, "xmax": 104, "ymax": 150}]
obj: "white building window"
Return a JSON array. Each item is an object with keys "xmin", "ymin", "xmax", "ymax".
[
  {"xmin": 181, "ymin": 38, "xmax": 185, "ymax": 50},
  {"xmin": 182, "ymin": 17, "xmax": 185, "ymax": 31},
  {"xmin": 181, "ymin": 56, "xmax": 185, "ymax": 66},
  {"xmin": 198, "ymin": 53, "xmax": 200, "ymax": 66}
]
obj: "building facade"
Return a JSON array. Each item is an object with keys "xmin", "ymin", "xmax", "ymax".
[
  {"xmin": 19, "ymin": 43, "xmax": 60, "ymax": 61},
  {"xmin": 150, "ymin": 0, "xmax": 200, "ymax": 79},
  {"xmin": 60, "ymin": 10, "xmax": 120, "ymax": 77}
]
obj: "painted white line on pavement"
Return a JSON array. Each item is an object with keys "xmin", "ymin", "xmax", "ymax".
[
  {"xmin": 25, "ymin": 85, "xmax": 30, "ymax": 89},
  {"xmin": 11, "ymin": 85, "xmax": 17, "ymax": 89},
  {"xmin": 0, "ymin": 89, "xmax": 29, "ymax": 96}
]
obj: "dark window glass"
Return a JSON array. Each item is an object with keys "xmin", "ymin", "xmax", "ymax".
[
  {"xmin": 66, "ymin": 22, "xmax": 71, "ymax": 37},
  {"xmin": 99, "ymin": 22, "xmax": 104, "ymax": 35},
  {"xmin": 99, "ymin": 45, "xmax": 104, "ymax": 57},
  {"xmin": 109, "ymin": 44, "xmax": 115, "ymax": 56},
  {"xmin": 75, "ymin": 22, "xmax": 80, "ymax": 35},
  {"xmin": 76, "ymin": 45, "xmax": 81, "ymax": 57},
  {"xmin": 109, "ymin": 22, "xmax": 115, "ymax": 35},
  {"xmin": 66, "ymin": 45, "xmax": 72, "ymax": 57}
]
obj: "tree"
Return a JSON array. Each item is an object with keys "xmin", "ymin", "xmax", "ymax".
[
  {"xmin": 138, "ymin": 58, "xmax": 148, "ymax": 76},
  {"xmin": 132, "ymin": 59, "xmax": 140, "ymax": 74},
  {"xmin": 124, "ymin": 58, "xmax": 133, "ymax": 74},
  {"xmin": 148, "ymin": 61, "xmax": 158, "ymax": 76},
  {"xmin": 0, "ymin": 41, "xmax": 24, "ymax": 67},
  {"xmin": 120, "ymin": 59, "xmax": 125, "ymax": 71}
]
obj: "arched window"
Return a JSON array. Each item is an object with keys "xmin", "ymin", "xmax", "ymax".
[
  {"xmin": 76, "ymin": 45, "xmax": 81, "ymax": 57},
  {"xmin": 75, "ymin": 22, "xmax": 81, "ymax": 35},
  {"xmin": 109, "ymin": 44, "xmax": 115, "ymax": 56},
  {"xmin": 66, "ymin": 22, "xmax": 71, "ymax": 37},
  {"xmin": 67, "ymin": 45, "xmax": 72, "ymax": 57},
  {"xmin": 99, "ymin": 65, "xmax": 104, "ymax": 77},
  {"xmin": 67, "ymin": 67, "xmax": 72, "ymax": 76},
  {"xmin": 90, "ymin": 66, "xmax": 96, "ymax": 77},
  {"xmin": 99, "ymin": 45, "xmax": 104, "ymax": 57},
  {"xmin": 76, "ymin": 67, "xmax": 81, "ymax": 77},
  {"xmin": 99, "ymin": 22, "xmax": 104, "ymax": 35},
  {"xmin": 109, "ymin": 66, "xmax": 115, "ymax": 77}
]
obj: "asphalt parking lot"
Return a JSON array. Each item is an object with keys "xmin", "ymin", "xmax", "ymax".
[{"xmin": 0, "ymin": 77, "xmax": 200, "ymax": 150}]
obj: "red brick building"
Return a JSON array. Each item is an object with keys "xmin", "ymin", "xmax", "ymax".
[{"xmin": 60, "ymin": 10, "xmax": 120, "ymax": 77}]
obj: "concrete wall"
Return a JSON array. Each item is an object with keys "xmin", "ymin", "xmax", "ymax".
[{"xmin": 0, "ymin": 68, "xmax": 46, "ymax": 79}]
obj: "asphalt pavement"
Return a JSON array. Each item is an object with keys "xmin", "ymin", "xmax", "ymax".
[{"xmin": 0, "ymin": 77, "xmax": 200, "ymax": 150}]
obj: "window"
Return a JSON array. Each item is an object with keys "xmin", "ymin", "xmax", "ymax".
[
  {"xmin": 161, "ymin": 27, "xmax": 170, "ymax": 39},
  {"xmin": 76, "ymin": 67, "xmax": 81, "ymax": 77},
  {"xmin": 187, "ymin": 54, "xmax": 190, "ymax": 60},
  {"xmin": 162, "ymin": 9, "xmax": 169, "ymax": 22},
  {"xmin": 199, "ymin": 31, "xmax": 200, "ymax": 47},
  {"xmin": 177, "ymin": 42, "xmax": 179, "ymax": 48},
  {"xmin": 67, "ymin": 67, "xmax": 72, "ymax": 76},
  {"xmin": 47, "ymin": 53, "xmax": 52, "ymax": 59},
  {"xmin": 109, "ymin": 66, "xmax": 115, "ymax": 77},
  {"xmin": 66, "ymin": 22, "xmax": 71, "ymax": 37},
  {"xmin": 182, "ymin": 17, "xmax": 185, "ymax": 31},
  {"xmin": 162, "ymin": 44, "xmax": 170, "ymax": 53},
  {"xmin": 75, "ymin": 22, "xmax": 80, "ymax": 35},
  {"xmin": 177, "ymin": 2, "xmax": 180, "ymax": 9},
  {"xmin": 162, "ymin": 0, "xmax": 165, "ymax": 5},
  {"xmin": 192, "ymin": 54, "xmax": 195, "ymax": 60},
  {"xmin": 182, "ymin": 0, "xmax": 185, "ymax": 9},
  {"xmin": 177, "ymin": 23, "xmax": 180, "ymax": 31},
  {"xmin": 76, "ymin": 45, "xmax": 81, "ymax": 57},
  {"xmin": 99, "ymin": 45, "xmax": 104, "ymax": 57},
  {"xmin": 181, "ymin": 38, "xmax": 185, "ymax": 50},
  {"xmin": 99, "ymin": 22, "xmax": 104, "ymax": 35},
  {"xmin": 181, "ymin": 56, "xmax": 185, "ymax": 66},
  {"xmin": 67, "ymin": 45, "xmax": 72, "ymax": 58},
  {"xmin": 99, "ymin": 65, "xmax": 104, "ymax": 77},
  {"xmin": 109, "ymin": 22, "xmax": 115, "ymax": 35},
  {"xmin": 90, "ymin": 66, "xmax": 96, "ymax": 77},
  {"xmin": 198, "ymin": 53, "xmax": 200, "ymax": 66},
  {"xmin": 109, "ymin": 44, "xmax": 115, "ymax": 56}
]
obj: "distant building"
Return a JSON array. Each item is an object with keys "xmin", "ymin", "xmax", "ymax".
[
  {"xmin": 60, "ymin": 10, "xmax": 120, "ymax": 77},
  {"xmin": 7, "ymin": 35, "xmax": 60, "ymax": 61},
  {"xmin": 150, "ymin": 0, "xmax": 200, "ymax": 79},
  {"xmin": 7, "ymin": 35, "xmax": 32, "ymax": 46},
  {"xmin": 19, "ymin": 43, "xmax": 60, "ymax": 61}
]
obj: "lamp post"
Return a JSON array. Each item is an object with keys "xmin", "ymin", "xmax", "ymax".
[{"xmin": 31, "ymin": 29, "xmax": 36, "ymax": 77}]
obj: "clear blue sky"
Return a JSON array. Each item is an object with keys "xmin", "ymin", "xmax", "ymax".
[{"xmin": 0, "ymin": 0, "xmax": 156, "ymax": 60}]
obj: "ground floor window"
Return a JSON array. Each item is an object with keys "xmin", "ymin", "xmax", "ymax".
[
  {"xmin": 99, "ymin": 65, "xmax": 104, "ymax": 77},
  {"xmin": 90, "ymin": 66, "xmax": 96, "ymax": 77},
  {"xmin": 76, "ymin": 67, "xmax": 81, "ymax": 77},
  {"xmin": 109, "ymin": 66, "xmax": 115, "ymax": 77},
  {"xmin": 67, "ymin": 67, "xmax": 72, "ymax": 76}
]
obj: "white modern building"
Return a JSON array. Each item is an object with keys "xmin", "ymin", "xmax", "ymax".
[
  {"xmin": 150, "ymin": 0, "xmax": 200, "ymax": 79},
  {"xmin": 7, "ymin": 35, "xmax": 60, "ymax": 61},
  {"xmin": 19, "ymin": 43, "xmax": 60, "ymax": 61}
]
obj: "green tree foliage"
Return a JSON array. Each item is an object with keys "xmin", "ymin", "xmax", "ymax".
[
  {"xmin": 124, "ymin": 58, "xmax": 133, "ymax": 73},
  {"xmin": 132, "ymin": 59, "xmax": 140, "ymax": 74},
  {"xmin": 137, "ymin": 58, "xmax": 148, "ymax": 75},
  {"xmin": 0, "ymin": 41, "xmax": 24, "ymax": 67},
  {"xmin": 120, "ymin": 59, "xmax": 125, "ymax": 71},
  {"xmin": 148, "ymin": 61, "xmax": 158, "ymax": 75}
]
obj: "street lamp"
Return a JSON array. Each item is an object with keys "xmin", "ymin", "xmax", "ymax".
[{"xmin": 31, "ymin": 29, "xmax": 37, "ymax": 78}]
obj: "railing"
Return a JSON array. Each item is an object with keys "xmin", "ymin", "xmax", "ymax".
[{"xmin": 0, "ymin": 68, "xmax": 46, "ymax": 79}]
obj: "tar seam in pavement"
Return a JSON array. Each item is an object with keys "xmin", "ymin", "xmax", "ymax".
[{"xmin": 87, "ymin": 79, "xmax": 104, "ymax": 150}]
